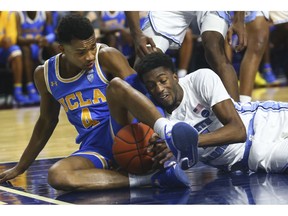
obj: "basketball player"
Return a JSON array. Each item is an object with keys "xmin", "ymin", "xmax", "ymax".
[
  {"xmin": 225, "ymin": 11, "xmax": 272, "ymax": 103},
  {"xmin": 15, "ymin": 11, "xmax": 58, "ymax": 104},
  {"xmin": 99, "ymin": 11, "xmax": 134, "ymax": 64},
  {"xmin": 0, "ymin": 11, "xmax": 30, "ymax": 105},
  {"xmin": 135, "ymin": 52, "xmax": 288, "ymax": 174},
  {"xmin": 125, "ymin": 11, "xmax": 247, "ymax": 101},
  {"xmin": 0, "ymin": 14, "xmax": 198, "ymax": 191}
]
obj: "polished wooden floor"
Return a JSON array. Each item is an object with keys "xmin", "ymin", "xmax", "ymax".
[{"xmin": 0, "ymin": 86, "xmax": 288, "ymax": 206}]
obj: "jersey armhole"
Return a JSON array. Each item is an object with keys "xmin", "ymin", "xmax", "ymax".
[
  {"xmin": 95, "ymin": 43, "xmax": 109, "ymax": 84},
  {"xmin": 43, "ymin": 60, "xmax": 52, "ymax": 94}
]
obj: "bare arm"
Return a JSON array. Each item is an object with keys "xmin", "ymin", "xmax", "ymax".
[
  {"xmin": 149, "ymin": 99, "xmax": 247, "ymax": 165},
  {"xmin": 125, "ymin": 11, "xmax": 157, "ymax": 58},
  {"xmin": 0, "ymin": 65, "xmax": 61, "ymax": 183},
  {"xmin": 198, "ymin": 99, "xmax": 247, "ymax": 147}
]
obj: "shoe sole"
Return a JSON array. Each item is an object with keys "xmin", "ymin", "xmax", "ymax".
[
  {"xmin": 151, "ymin": 164, "xmax": 191, "ymax": 188},
  {"xmin": 171, "ymin": 122, "xmax": 198, "ymax": 170}
]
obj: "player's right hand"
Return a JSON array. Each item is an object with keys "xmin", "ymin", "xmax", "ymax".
[
  {"xmin": 134, "ymin": 34, "xmax": 157, "ymax": 58},
  {"xmin": 0, "ymin": 166, "xmax": 23, "ymax": 184}
]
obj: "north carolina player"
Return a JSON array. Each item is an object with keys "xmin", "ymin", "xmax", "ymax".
[
  {"xmin": 0, "ymin": 14, "xmax": 199, "ymax": 191},
  {"xmin": 226, "ymin": 11, "xmax": 276, "ymax": 103},
  {"xmin": 125, "ymin": 11, "xmax": 247, "ymax": 102},
  {"xmin": 136, "ymin": 52, "xmax": 288, "ymax": 174}
]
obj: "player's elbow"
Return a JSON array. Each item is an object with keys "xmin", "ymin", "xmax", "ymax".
[{"xmin": 236, "ymin": 123, "xmax": 247, "ymax": 143}]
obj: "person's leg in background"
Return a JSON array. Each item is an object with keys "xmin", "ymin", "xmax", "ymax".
[
  {"xmin": 238, "ymin": 13, "xmax": 269, "ymax": 103},
  {"xmin": 177, "ymin": 28, "xmax": 193, "ymax": 78},
  {"xmin": 201, "ymin": 12, "xmax": 240, "ymax": 101}
]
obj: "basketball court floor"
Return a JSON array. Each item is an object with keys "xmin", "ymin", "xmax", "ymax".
[{"xmin": 1, "ymin": 86, "xmax": 288, "ymax": 206}]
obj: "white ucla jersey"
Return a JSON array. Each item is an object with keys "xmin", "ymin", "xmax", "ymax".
[{"xmin": 167, "ymin": 69, "xmax": 288, "ymax": 173}]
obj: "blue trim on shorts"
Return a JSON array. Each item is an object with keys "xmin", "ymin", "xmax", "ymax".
[{"xmin": 241, "ymin": 118, "xmax": 254, "ymax": 168}]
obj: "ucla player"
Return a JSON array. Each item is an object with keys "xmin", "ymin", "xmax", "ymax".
[
  {"xmin": 125, "ymin": 11, "xmax": 247, "ymax": 102},
  {"xmin": 16, "ymin": 11, "xmax": 58, "ymax": 104},
  {"xmin": 0, "ymin": 11, "xmax": 30, "ymax": 105},
  {"xmin": 99, "ymin": 11, "xmax": 134, "ymax": 63},
  {"xmin": 0, "ymin": 14, "xmax": 199, "ymax": 191},
  {"xmin": 136, "ymin": 52, "xmax": 288, "ymax": 174}
]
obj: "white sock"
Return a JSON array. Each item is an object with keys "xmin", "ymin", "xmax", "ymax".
[
  {"xmin": 153, "ymin": 117, "xmax": 173, "ymax": 139},
  {"xmin": 128, "ymin": 172, "xmax": 154, "ymax": 188},
  {"xmin": 240, "ymin": 95, "xmax": 252, "ymax": 103}
]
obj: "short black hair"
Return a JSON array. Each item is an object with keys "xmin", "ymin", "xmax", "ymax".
[
  {"xmin": 56, "ymin": 14, "xmax": 94, "ymax": 44},
  {"xmin": 135, "ymin": 52, "xmax": 176, "ymax": 81}
]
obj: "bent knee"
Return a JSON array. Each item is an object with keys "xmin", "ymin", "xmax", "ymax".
[
  {"xmin": 107, "ymin": 77, "xmax": 123, "ymax": 91},
  {"xmin": 107, "ymin": 77, "xmax": 131, "ymax": 96},
  {"xmin": 48, "ymin": 164, "xmax": 73, "ymax": 191}
]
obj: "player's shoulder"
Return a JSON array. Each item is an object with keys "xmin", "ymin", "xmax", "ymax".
[
  {"xmin": 180, "ymin": 68, "xmax": 221, "ymax": 92},
  {"xmin": 33, "ymin": 64, "xmax": 46, "ymax": 89},
  {"xmin": 98, "ymin": 43, "xmax": 125, "ymax": 61},
  {"xmin": 193, "ymin": 68, "xmax": 215, "ymax": 76},
  {"xmin": 183, "ymin": 68, "xmax": 217, "ymax": 81},
  {"xmin": 98, "ymin": 43, "xmax": 120, "ymax": 55},
  {"xmin": 34, "ymin": 64, "xmax": 45, "ymax": 78}
]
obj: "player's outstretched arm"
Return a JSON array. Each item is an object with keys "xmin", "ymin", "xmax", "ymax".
[
  {"xmin": 198, "ymin": 99, "xmax": 247, "ymax": 147},
  {"xmin": 0, "ymin": 66, "xmax": 61, "ymax": 184},
  {"xmin": 125, "ymin": 11, "xmax": 157, "ymax": 58}
]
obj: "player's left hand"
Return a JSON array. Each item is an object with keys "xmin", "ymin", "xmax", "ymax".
[{"xmin": 227, "ymin": 14, "xmax": 247, "ymax": 52}]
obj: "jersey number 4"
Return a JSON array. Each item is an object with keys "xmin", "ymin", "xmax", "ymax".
[{"xmin": 81, "ymin": 107, "xmax": 99, "ymax": 128}]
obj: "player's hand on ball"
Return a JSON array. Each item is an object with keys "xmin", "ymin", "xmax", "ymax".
[{"xmin": 148, "ymin": 133, "xmax": 174, "ymax": 168}]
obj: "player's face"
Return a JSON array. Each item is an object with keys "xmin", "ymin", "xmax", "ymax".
[
  {"xmin": 62, "ymin": 34, "xmax": 97, "ymax": 71},
  {"xmin": 142, "ymin": 67, "xmax": 183, "ymax": 113}
]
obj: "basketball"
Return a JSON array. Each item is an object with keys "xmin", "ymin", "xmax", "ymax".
[{"xmin": 112, "ymin": 122, "xmax": 155, "ymax": 174}]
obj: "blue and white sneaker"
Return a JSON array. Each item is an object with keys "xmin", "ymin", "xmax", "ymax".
[
  {"xmin": 151, "ymin": 161, "xmax": 191, "ymax": 188},
  {"xmin": 165, "ymin": 122, "xmax": 198, "ymax": 170}
]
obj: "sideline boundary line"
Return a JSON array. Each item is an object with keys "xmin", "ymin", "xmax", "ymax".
[{"xmin": 0, "ymin": 186, "xmax": 73, "ymax": 205}]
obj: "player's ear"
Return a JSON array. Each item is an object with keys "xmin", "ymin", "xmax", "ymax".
[
  {"xmin": 173, "ymin": 73, "xmax": 179, "ymax": 81},
  {"xmin": 58, "ymin": 44, "xmax": 64, "ymax": 53}
]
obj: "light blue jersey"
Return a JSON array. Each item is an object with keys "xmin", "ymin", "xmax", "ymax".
[
  {"xmin": 18, "ymin": 11, "xmax": 46, "ymax": 38},
  {"xmin": 18, "ymin": 11, "xmax": 47, "ymax": 61},
  {"xmin": 44, "ymin": 44, "xmax": 116, "ymax": 168},
  {"xmin": 101, "ymin": 11, "xmax": 126, "ymax": 29},
  {"xmin": 101, "ymin": 11, "xmax": 133, "ymax": 59}
]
